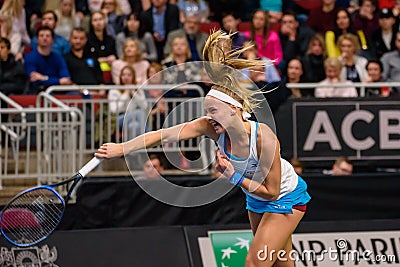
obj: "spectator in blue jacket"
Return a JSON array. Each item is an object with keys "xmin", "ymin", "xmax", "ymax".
[
  {"xmin": 31, "ymin": 10, "xmax": 71, "ymax": 55},
  {"xmin": 24, "ymin": 26, "xmax": 72, "ymax": 94}
]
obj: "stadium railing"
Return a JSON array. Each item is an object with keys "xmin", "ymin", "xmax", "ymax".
[
  {"xmin": 44, "ymin": 84, "xmax": 215, "ymax": 174},
  {"xmin": 0, "ymin": 92, "xmax": 84, "ymax": 189}
]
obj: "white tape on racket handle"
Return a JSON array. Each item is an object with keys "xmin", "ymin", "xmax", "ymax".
[{"xmin": 78, "ymin": 157, "xmax": 103, "ymax": 177}]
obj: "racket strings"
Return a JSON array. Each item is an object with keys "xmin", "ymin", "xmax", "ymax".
[{"xmin": 1, "ymin": 188, "xmax": 64, "ymax": 245}]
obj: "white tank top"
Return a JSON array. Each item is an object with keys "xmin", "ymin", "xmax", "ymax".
[{"xmin": 216, "ymin": 121, "xmax": 298, "ymax": 200}]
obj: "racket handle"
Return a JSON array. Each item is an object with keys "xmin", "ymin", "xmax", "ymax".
[{"xmin": 78, "ymin": 157, "xmax": 103, "ymax": 177}]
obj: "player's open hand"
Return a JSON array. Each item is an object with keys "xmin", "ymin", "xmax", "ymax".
[{"xmin": 95, "ymin": 143, "xmax": 123, "ymax": 159}]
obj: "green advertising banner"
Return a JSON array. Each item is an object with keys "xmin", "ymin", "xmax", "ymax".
[{"xmin": 209, "ymin": 230, "xmax": 254, "ymax": 267}]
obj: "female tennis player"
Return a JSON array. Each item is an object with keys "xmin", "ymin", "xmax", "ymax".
[{"xmin": 95, "ymin": 31, "xmax": 311, "ymax": 267}]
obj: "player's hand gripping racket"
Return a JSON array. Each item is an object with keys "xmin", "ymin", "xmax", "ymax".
[{"xmin": 0, "ymin": 157, "xmax": 103, "ymax": 247}]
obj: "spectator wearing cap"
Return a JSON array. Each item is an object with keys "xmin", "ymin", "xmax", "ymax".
[{"xmin": 370, "ymin": 8, "xmax": 398, "ymax": 60}]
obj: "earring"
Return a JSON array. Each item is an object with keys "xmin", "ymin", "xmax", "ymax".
[{"xmin": 231, "ymin": 110, "xmax": 236, "ymax": 116}]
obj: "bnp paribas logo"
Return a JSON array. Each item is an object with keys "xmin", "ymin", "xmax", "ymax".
[{"xmin": 199, "ymin": 230, "xmax": 253, "ymax": 267}]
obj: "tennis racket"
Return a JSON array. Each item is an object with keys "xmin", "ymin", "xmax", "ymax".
[{"xmin": 0, "ymin": 157, "xmax": 103, "ymax": 247}]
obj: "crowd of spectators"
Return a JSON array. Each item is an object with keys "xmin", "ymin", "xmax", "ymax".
[
  {"xmin": 1, "ymin": 0, "xmax": 398, "ymax": 174},
  {"xmin": 0, "ymin": 0, "xmax": 398, "ymax": 103}
]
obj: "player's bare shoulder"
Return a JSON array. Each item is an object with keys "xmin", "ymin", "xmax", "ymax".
[{"xmin": 256, "ymin": 122, "xmax": 280, "ymax": 147}]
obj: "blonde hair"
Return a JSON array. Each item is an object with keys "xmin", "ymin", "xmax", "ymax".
[
  {"xmin": 102, "ymin": 0, "xmax": 124, "ymax": 16},
  {"xmin": 307, "ymin": 33, "xmax": 326, "ymax": 55},
  {"xmin": 337, "ymin": 33, "xmax": 360, "ymax": 53},
  {"xmin": 171, "ymin": 36, "xmax": 191, "ymax": 60},
  {"xmin": 324, "ymin": 57, "xmax": 343, "ymax": 70},
  {"xmin": 122, "ymin": 38, "xmax": 143, "ymax": 62},
  {"xmin": 0, "ymin": 0, "xmax": 23, "ymax": 19},
  {"xmin": 55, "ymin": 0, "xmax": 77, "ymax": 19},
  {"xmin": 0, "ymin": 15, "xmax": 12, "ymax": 36},
  {"xmin": 202, "ymin": 30, "xmax": 267, "ymax": 113}
]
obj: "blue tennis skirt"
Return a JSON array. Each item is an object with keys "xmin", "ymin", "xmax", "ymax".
[{"xmin": 246, "ymin": 176, "xmax": 311, "ymax": 214}]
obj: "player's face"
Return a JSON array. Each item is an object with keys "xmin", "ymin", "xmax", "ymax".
[{"xmin": 204, "ymin": 97, "xmax": 236, "ymax": 134}]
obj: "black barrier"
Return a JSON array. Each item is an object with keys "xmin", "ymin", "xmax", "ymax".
[
  {"xmin": 0, "ymin": 227, "xmax": 191, "ymax": 267},
  {"xmin": 1, "ymin": 220, "xmax": 399, "ymax": 267},
  {"xmin": 55, "ymin": 174, "xmax": 400, "ymax": 230},
  {"xmin": 275, "ymin": 98, "xmax": 400, "ymax": 169}
]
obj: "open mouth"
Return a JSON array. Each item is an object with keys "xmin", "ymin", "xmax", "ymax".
[{"xmin": 208, "ymin": 118, "xmax": 221, "ymax": 128}]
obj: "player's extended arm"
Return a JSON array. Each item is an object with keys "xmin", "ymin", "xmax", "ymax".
[{"xmin": 95, "ymin": 116, "xmax": 217, "ymax": 159}]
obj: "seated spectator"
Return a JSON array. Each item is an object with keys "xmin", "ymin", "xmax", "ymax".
[
  {"xmin": 146, "ymin": 62, "xmax": 167, "ymax": 130},
  {"xmin": 323, "ymin": 156, "xmax": 353, "ymax": 175},
  {"xmin": 0, "ymin": 37, "xmax": 27, "ymax": 96},
  {"xmin": 116, "ymin": 12, "xmax": 157, "ymax": 61},
  {"xmin": 283, "ymin": 58, "xmax": 305, "ymax": 98},
  {"xmin": 301, "ymin": 34, "xmax": 326, "ymax": 83},
  {"xmin": 0, "ymin": 0, "xmax": 30, "ymax": 57},
  {"xmin": 162, "ymin": 36, "xmax": 201, "ymax": 96},
  {"xmin": 177, "ymin": 0, "xmax": 209, "ymax": 23},
  {"xmin": 370, "ymin": 8, "xmax": 397, "ymax": 60},
  {"xmin": 221, "ymin": 12, "xmax": 247, "ymax": 50},
  {"xmin": 64, "ymin": 27, "xmax": 104, "ymax": 89},
  {"xmin": 381, "ymin": 32, "xmax": 400, "ymax": 92},
  {"xmin": 325, "ymin": 8, "xmax": 369, "ymax": 58},
  {"xmin": 101, "ymin": 0, "xmax": 126, "ymax": 38},
  {"xmin": 337, "ymin": 33, "xmax": 369, "ymax": 83},
  {"xmin": 108, "ymin": 65, "xmax": 148, "ymax": 139},
  {"xmin": 141, "ymin": 0, "xmax": 180, "ymax": 62},
  {"xmin": 0, "ymin": 15, "xmax": 21, "ymax": 56},
  {"xmin": 54, "ymin": 0, "xmax": 81, "ymax": 40},
  {"xmin": 364, "ymin": 59, "xmax": 389, "ymax": 96},
  {"xmin": 31, "ymin": 11, "xmax": 71, "ymax": 55},
  {"xmin": 241, "ymin": 40, "xmax": 280, "ymax": 84},
  {"xmin": 279, "ymin": 11, "xmax": 315, "ymax": 70},
  {"xmin": 307, "ymin": 0, "xmax": 339, "ymax": 34},
  {"xmin": 352, "ymin": 0, "xmax": 379, "ymax": 40},
  {"xmin": 112, "ymin": 38, "xmax": 150, "ymax": 85},
  {"xmin": 243, "ymin": 10, "xmax": 282, "ymax": 66},
  {"xmin": 260, "ymin": 0, "xmax": 282, "ymax": 24},
  {"xmin": 315, "ymin": 57, "xmax": 358, "ymax": 98},
  {"xmin": 146, "ymin": 62, "xmax": 168, "ymax": 131},
  {"xmin": 24, "ymin": 26, "xmax": 72, "ymax": 94},
  {"xmin": 85, "ymin": 11, "xmax": 117, "ymax": 84},
  {"xmin": 163, "ymin": 13, "xmax": 209, "ymax": 61},
  {"xmin": 137, "ymin": 154, "xmax": 165, "ymax": 179}
]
